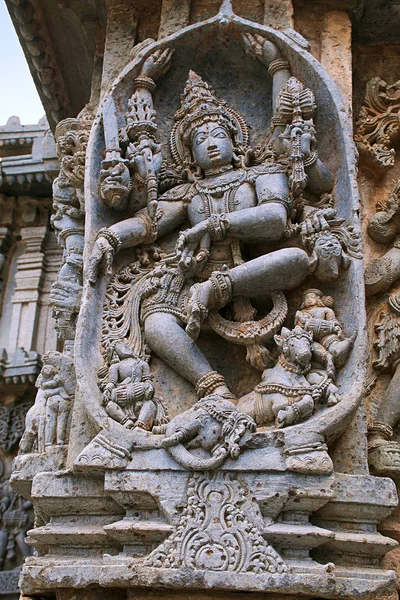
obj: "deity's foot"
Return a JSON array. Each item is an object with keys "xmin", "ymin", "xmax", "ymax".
[{"xmin": 330, "ymin": 332, "xmax": 357, "ymax": 367}]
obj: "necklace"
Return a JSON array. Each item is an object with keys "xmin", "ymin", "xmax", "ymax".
[
  {"xmin": 195, "ymin": 169, "xmax": 247, "ymax": 196},
  {"xmin": 278, "ymin": 354, "xmax": 311, "ymax": 375}
]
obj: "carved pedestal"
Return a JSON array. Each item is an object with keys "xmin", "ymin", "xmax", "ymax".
[{"xmin": 12, "ymin": 449, "xmax": 397, "ymax": 599}]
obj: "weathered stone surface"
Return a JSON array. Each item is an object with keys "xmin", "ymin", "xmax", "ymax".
[{"xmin": 5, "ymin": 1, "xmax": 400, "ymax": 599}]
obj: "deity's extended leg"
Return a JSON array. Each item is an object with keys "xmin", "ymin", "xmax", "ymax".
[
  {"xmin": 144, "ymin": 312, "xmax": 232, "ymax": 397},
  {"xmin": 186, "ymin": 248, "xmax": 310, "ymax": 339}
]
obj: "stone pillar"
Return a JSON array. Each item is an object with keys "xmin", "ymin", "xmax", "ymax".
[
  {"xmin": 320, "ymin": 11, "xmax": 352, "ymax": 114},
  {"xmin": 263, "ymin": 0, "xmax": 294, "ymax": 30},
  {"xmin": 158, "ymin": 0, "xmax": 191, "ymax": 39},
  {"xmin": 101, "ymin": 0, "xmax": 139, "ymax": 96},
  {"xmin": 9, "ymin": 226, "xmax": 47, "ymax": 352},
  {"xmin": 0, "ymin": 226, "xmax": 12, "ymax": 316}
]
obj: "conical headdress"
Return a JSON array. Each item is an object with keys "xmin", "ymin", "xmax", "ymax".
[{"xmin": 170, "ymin": 71, "xmax": 249, "ymax": 167}]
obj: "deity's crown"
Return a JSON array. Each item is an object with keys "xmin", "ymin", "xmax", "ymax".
[
  {"xmin": 175, "ymin": 71, "xmax": 237, "ymax": 142},
  {"xmin": 170, "ymin": 71, "xmax": 249, "ymax": 166}
]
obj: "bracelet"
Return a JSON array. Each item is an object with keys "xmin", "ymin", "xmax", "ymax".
[
  {"xmin": 97, "ymin": 227, "xmax": 122, "ymax": 251},
  {"xmin": 207, "ymin": 214, "xmax": 230, "ymax": 241},
  {"xmin": 137, "ymin": 211, "xmax": 158, "ymax": 244},
  {"xmin": 134, "ymin": 76, "xmax": 156, "ymax": 93},
  {"xmin": 195, "ymin": 371, "xmax": 227, "ymax": 398},
  {"xmin": 368, "ymin": 421, "xmax": 393, "ymax": 440},
  {"xmin": 271, "ymin": 116, "xmax": 287, "ymax": 128},
  {"xmin": 209, "ymin": 268, "xmax": 233, "ymax": 308},
  {"xmin": 268, "ymin": 59, "xmax": 290, "ymax": 77},
  {"xmin": 292, "ymin": 403, "xmax": 301, "ymax": 423},
  {"xmin": 303, "ymin": 150, "xmax": 318, "ymax": 168}
]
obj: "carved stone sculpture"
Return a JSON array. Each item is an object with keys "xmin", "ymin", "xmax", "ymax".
[
  {"xmin": 18, "ymin": 352, "xmax": 75, "ymax": 457},
  {"xmin": 355, "ymin": 77, "xmax": 400, "ymax": 174},
  {"xmin": 363, "ymin": 180, "xmax": 400, "ymax": 475},
  {"xmin": 11, "ymin": 6, "xmax": 398, "ymax": 599},
  {"xmin": 238, "ymin": 325, "xmax": 339, "ymax": 430},
  {"xmin": 295, "ymin": 288, "xmax": 355, "ymax": 368},
  {"xmin": 98, "ymin": 340, "xmax": 168, "ymax": 432}
]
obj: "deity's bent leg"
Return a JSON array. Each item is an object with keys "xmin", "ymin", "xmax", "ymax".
[
  {"xmin": 230, "ymin": 248, "xmax": 310, "ymax": 298},
  {"xmin": 144, "ymin": 312, "xmax": 231, "ymax": 396},
  {"xmin": 186, "ymin": 248, "xmax": 310, "ymax": 340},
  {"xmin": 45, "ymin": 399, "xmax": 57, "ymax": 447}
]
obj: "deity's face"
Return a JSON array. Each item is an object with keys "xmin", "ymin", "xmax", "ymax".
[
  {"xmin": 303, "ymin": 292, "xmax": 319, "ymax": 308},
  {"xmin": 191, "ymin": 121, "xmax": 233, "ymax": 174},
  {"xmin": 313, "ymin": 234, "xmax": 343, "ymax": 281},
  {"xmin": 42, "ymin": 365, "xmax": 56, "ymax": 378}
]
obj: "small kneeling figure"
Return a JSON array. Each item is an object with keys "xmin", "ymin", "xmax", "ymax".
[{"xmin": 238, "ymin": 326, "xmax": 339, "ymax": 428}]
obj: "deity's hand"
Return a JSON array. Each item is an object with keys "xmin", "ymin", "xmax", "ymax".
[
  {"xmin": 128, "ymin": 139, "xmax": 163, "ymax": 180},
  {"xmin": 242, "ymin": 33, "xmax": 280, "ymax": 67},
  {"xmin": 87, "ymin": 236, "xmax": 114, "ymax": 285},
  {"xmin": 140, "ymin": 48, "xmax": 174, "ymax": 81},
  {"xmin": 50, "ymin": 278, "xmax": 83, "ymax": 311},
  {"xmin": 176, "ymin": 222, "xmax": 210, "ymax": 278},
  {"xmin": 300, "ymin": 208, "xmax": 336, "ymax": 238}
]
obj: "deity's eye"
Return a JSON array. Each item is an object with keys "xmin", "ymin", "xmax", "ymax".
[
  {"xmin": 194, "ymin": 135, "xmax": 207, "ymax": 146},
  {"xmin": 211, "ymin": 128, "xmax": 228, "ymax": 139}
]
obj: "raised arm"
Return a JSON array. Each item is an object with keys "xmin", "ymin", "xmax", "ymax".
[
  {"xmin": 125, "ymin": 48, "xmax": 174, "ymax": 187},
  {"xmin": 242, "ymin": 34, "xmax": 333, "ymax": 196}
]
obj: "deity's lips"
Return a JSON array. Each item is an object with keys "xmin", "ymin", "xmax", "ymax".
[{"xmin": 208, "ymin": 150, "xmax": 221, "ymax": 159}]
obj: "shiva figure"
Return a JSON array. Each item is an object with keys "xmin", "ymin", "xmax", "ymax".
[{"xmin": 88, "ymin": 35, "xmax": 334, "ymax": 403}]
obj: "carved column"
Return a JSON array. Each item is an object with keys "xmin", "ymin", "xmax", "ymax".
[
  {"xmin": 9, "ymin": 226, "xmax": 47, "ymax": 352},
  {"xmin": 320, "ymin": 11, "xmax": 352, "ymax": 114},
  {"xmin": 101, "ymin": 0, "xmax": 139, "ymax": 96},
  {"xmin": 0, "ymin": 226, "xmax": 12, "ymax": 316},
  {"xmin": 263, "ymin": 0, "xmax": 294, "ymax": 29},
  {"xmin": 158, "ymin": 0, "xmax": 191, "ymax": 38}
]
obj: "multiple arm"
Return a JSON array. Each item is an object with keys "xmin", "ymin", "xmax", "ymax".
[
  {"xmin": 90, "ymin": 38, "xmax": 334, "ymax": 284},
  {"xmin": 243, "ymin": 33, "xmax": 333, "ymax": 197}
]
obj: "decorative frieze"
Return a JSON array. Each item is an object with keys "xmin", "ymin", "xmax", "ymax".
[{"xmin": 355, "ymin": 77, "xmax": 400, "ymax": 174}]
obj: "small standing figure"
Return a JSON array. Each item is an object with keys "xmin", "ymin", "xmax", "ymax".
[
  {"xmin": 101, "ymin": 341, "xmax": 168, "ymax": 432},
  {"xmin": 0, "ymin": 483, "xmax": 33, "ymax": 569},
  {"xmin": 37, "ymin": 364, "xmax": 73, "ymax": 447},
  {"xmin": 295, "ymin": 289, "xmax": 354, "ymax": 368}
]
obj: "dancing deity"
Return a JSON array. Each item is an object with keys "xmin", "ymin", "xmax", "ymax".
[{"xmin": 89, "ymin": 37, "xmax": 334, "ymax": 404}]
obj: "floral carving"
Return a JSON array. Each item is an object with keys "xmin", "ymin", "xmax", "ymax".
[
  {"xmin": 146, "ymin": 472, "xmax": 287, "ymax": 574},
  {"xmin": 355, "ymin": 77, "xmax": 400, "ymax": 174}
]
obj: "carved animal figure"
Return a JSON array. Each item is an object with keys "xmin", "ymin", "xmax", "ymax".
[
  {"xmin": 161, "ymin": 395, "xmax": 256, "ymax": 470},
  {"xmin": 238, "ymin": 326, "xmax": 339, "ymax": 428}
]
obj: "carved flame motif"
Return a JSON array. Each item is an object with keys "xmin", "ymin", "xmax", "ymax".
[
  {"xmin": 355, "ymin": 77, "xmax": 400, "ymax": 173},
  {"xmin": 146, "ymin": 472, "xmax": 287, "ymax": 574}
]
